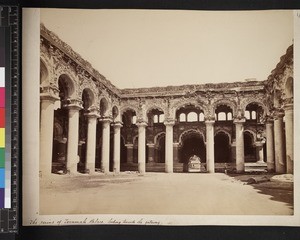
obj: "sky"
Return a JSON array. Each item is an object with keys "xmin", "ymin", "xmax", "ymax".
[{"xmin": 40, "ymin": 9, "xmax": 293, "ymax": 89}]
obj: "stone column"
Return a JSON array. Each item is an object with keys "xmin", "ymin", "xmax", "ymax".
[
  {"xmin": 40, "ymin": 93, "xmax": 59, "ymax": 177},
  {"xmin": 147, "ymin": 143, "xmax": 155, "ymax": 163},
  {"xmin": 265, "ymin": 119, "xmax": 275, "ymax": 172},
  {"xmin": 101, "ymin": 117, "xmax": 111, "ymax": 173},
  {"xmin": 205, "ymin": 120, "xmax": 215, "ymax": 173},
  {"xmin": 164, "ymin": 120, "xmax": 175, "ymax": 173},
  {"xmin": 256, "ymin": 141, "xmax": 265, "ymax": 163},
  {"xmin": 85, "ymin": 112, "xmax": 99, "ymax": 174},
  {"xmin": 125, "ymin": 144, "xmax": 134, "ymax": 163},
  {"xmin": 113, "ymin": 122, "xmax": 122, "ymax": 173},
  {"xmin": 284, "ymin": 103, "xmax": 293, "ymax": 174},
  {"xmin": 173, "ymin": 143, "xmax": 179, "ymax": 163},
  {"xmin": 274, "ymin": 110, "xmax": 285, "ymax": 173},
  {"xmin": 234, "ymin": 119, "xmax": 245, "ymax": 173},
  {"xmin": 66, "ymin": 103, "xmax": 82, "ymax": 174},
  {"xmin": 136, "ymin": 122, "xmax": 147, "ymax": 174}
]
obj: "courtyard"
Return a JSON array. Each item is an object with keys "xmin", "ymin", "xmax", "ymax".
[{"xmin": 40, "ymin": 172, "xmax": 293, "ymax": 215}]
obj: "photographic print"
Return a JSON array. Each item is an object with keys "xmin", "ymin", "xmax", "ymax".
[{"xmin": 23, "ymin": 8, "xmax": 300, "ymax": 226}]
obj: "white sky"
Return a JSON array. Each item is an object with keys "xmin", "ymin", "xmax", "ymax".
[{"xmin": 41, "ymin": 9, "xmax": 293, "ymax": 89}]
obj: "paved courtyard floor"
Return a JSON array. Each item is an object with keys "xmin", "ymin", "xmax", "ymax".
[{"xmin": 40, "ymin": 172, "xmax": 293, "ymax": 215}]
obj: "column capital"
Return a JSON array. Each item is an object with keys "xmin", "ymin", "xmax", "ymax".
[
  {"xmin": 265, "ymin": 116, "xmax": 274, "ymax": 124},
  {"xmin": 125, "ymin": 143, "xmax": 134, "ymax": 148},
  {"xmin": 164, "ymin": 119, "xmax": 176, "ymax": 126},
  {"xmin": 40, "ymin": 85, "xmax": 60, "ymax": 98},
  {"xmin": 113, "ymin": 121, "xmax": 123, "ymax": 128},
  {"xmin": 205, "ymin": 120, "xmax": 215, "ymax": 125},
  {"xmin": 147, "ymin": 143, "xmax": 155, "ymax": 147},
  {"xmin": 40, "ymin": 92, "xmax": 60, "ymax": 102},
  {"xmin": 233, "ymin": 118, "xmax": 246, "ymax": 124},
  {"xmin": 283, "ymin": 102, "xmax": 293, "ymax": 111},
  {"xmin": 65, "ymin": 99, "xmax": 83, "ymax": 111},
  {"xmin": 85, "ymin": 111, "xmax": 100, "ymax": 119},
  {"xmin": 99, "ymin": 116, "xmax": 112, "ymax": 123},
  {"xmin": 173, "ymin": 142, "xmax": 180, "ymax": 147},
  {"xmin": 273, "ymin": 108, "xmax": 285, "ymax": 120},
  {"xmin": 136, "ymin": 121, "xmax": 147, "ymax": 128},
  {"xmin": 255, "ymin": 141, "xmax": 265, "ymax": 147}
]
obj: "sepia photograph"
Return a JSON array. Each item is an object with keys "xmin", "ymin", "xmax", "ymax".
[{"xmin": 23, "ymin": 8, "xmax": 299, "ymax": 226}]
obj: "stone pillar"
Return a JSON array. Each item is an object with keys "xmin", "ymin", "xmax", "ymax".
[
  {"xmin": 125, "ymin": 144, "xmax": 134, "ymax": 163},
  {"xmin": 173, "ymin": 143, "xmax": 179, "ymax": 163},
  {"xmin": 101, "ymin": 117, "xmax": 111, "ymax": 173},
  {"xmin": 85, "ymin": 112, "xmax": 99, "ymax": 174},
  {"xmin": 256, "ymin": 141, "xmax": 265, "ymax": 163},
  {"xmin": 40, "ymin": 94, "xmax": 59, "ymax": 177},
  {"xmin": 136, "ymin": 122, "xmax": 147, "ymax": 174},
  {"xmin": 274, "ymin": 111, "xmax": 285, "ymax": 173},
  {"xmin": 164, "ymin": 120, "xmax": 175, "ymax": 173},
  {"xmin": 147, "ymin": 143, "xmax": 155, "ymax": 163},
  {"xmin": 66, "ymin": 103, "xmax": 82, "ymax": 174},
  {"xmin": 284, "ymin": 103, "xmax": 293, "ymax": 174},
  {"xmin": 266, "ymin": 119, "xmax": 275, "ymax": 172},
  {"xmin": 234, "ymin": 119, "xmax": 245, "ymax": 173},
  {"xmin": 113, "ymin": 122, "xmax": 122, "ymax": 173},
  {"xmin": 205, "ymin": 120, "xmax": 215, "ymax": 173}
]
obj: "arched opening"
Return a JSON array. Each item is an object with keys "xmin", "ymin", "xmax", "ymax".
[
  {"xmin": 77, "ymin": 89, "xmax": 94, "ymax": 173},
  {"xmin": 51, "ymin": 74, "xmax": 75, "ymax": 174},
  {"xmin": 244, "ymin": 132, "xmax": 256, "ymax": 162},
  {"xmin": 147, "ymin": 108, "xmax": 164, "ymax": 126},
  {"xmin": 112, "ymin": 106, "xmax": 119, "ymax": 121},
  {"xmin": 180, "ymin": 133, "xmax": 206, "ymax": 172},
  {"xmin": 176, "ymin": 104, "xmax": 204, "ymax": 123},
  {"xmin": 214, "ymin": 132, "xmax": 230, "ymax": 163},
  {"xmin": 245, "ymin": 103, "xmax": 264, "ymax": 123},
  {"xmin": 215, "ymin": 105, "xmax": 233, "ymax": 122},
  {"xmin": 100, "ymin": 98, "xmax": 109, "ymax": 117}
]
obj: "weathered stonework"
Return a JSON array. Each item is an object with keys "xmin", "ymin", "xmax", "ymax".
[{"xmin": 40, "ymin": 24, "xmax": 294, "ymax": 176}]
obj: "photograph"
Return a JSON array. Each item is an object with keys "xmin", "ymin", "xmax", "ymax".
[{"xmin": 23, "ymin": 8, "xmax": 299, "ymax": 226}]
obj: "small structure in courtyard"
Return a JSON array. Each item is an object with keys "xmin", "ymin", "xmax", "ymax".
[{"xmin": 188, "ymin": 155, "xmax": 201, "ymax": 173}]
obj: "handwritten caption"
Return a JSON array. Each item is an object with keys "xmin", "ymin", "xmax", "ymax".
[{"xmin": 29, "ymin": 217, "xmax": 161, "ymax": 226}]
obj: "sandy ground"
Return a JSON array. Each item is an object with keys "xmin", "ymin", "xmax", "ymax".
[{"xmin": 40, "ymin": 172, "xmax": 293, "ymax": 215}]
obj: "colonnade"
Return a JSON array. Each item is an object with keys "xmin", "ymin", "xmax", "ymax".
[{"xmin": 40, "ymin": 93, "xmax": 293, "ymax": 177}]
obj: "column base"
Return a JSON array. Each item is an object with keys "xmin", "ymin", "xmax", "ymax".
[
  {"xmin": 86, "ymin": 163, "xmax": 95, "ymax": 174},
  {"xmin": 138, "ymin": 162, "xmax": 145, "ymax": 174},
  {"xmin": 267, "ymin": 162, "xmax": 275, "ymax": 172},
  {"xmin": 275, "ymin": 164, "xmax": 286, "ymax": 174}
]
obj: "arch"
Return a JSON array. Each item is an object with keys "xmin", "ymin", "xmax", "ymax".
[
  {"xmin": 179, "ymin": 129, "xmax": 205, "ymax": 147},
  {"xmin": 58, "ymin": 74, "xmax": 76, "ymax": 100},
  {"xmin": 172, "ymin": 99, "xmax": 208, "ymax": 119},
  {"xmin": 214, "ymin": 129, "xmax": 232, "ymax": 144},
  {"xmin": 82, "ymin": 88, "xmax": 95, "ymax": 110},
  {"xmin": 244, "ymin": 129, "xmax": 256, "ymax": 143},
  {"xmin": 244, "ymin": 101, "xmax": 266, "ymax": 122},
  {"xmin": 99, "ymin": 97, "xmax": 109, "ymax": 116},
  {"xmin": 154, "ymin": 132, "xmax": 166, "ymax": 146},
  {"xmin": 112, "ymin": 106, "xmax": 119, "ymax": 121},
  {"xmin": 213, "ymin": 99, "xmax": 236, "ymax": 116},
  {"xmin": 242, "ymin": 99, "xmax": 268, "ymax": 117},
  {"xmin": 214, "ymin": 131, "xmax": 231, "ymax": 163},
  {"xmin": 120, "ymin": 105, "xmax": 138, "ymax": 115},
  {"xmin": 146, "ymin": 105, "xmax": 165, "ymax": 115}
]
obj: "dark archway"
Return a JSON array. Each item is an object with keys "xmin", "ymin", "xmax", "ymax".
[
  {"xmin": 244, "ymin": 132, "xmax": 256, "ymax": 162},
  {"xmin": 157, "ymin": 135, "xmax": 165, "ymax": 163},
  {"xmin": 214, "ymin": 132, "xmax": 230, "ymax": 163},
  {"xmin": 180, "ymin": 135, "xmax": 205, "ymax": 172}
]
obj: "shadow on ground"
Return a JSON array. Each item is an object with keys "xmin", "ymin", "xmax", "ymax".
[{"xmin": 229, "ymin": 173, "xmax": 293, "ymax": 208}]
